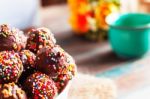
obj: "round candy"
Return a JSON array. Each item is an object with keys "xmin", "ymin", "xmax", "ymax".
[
  {"xmin": 19, "ymin": 50, "xmax": 36, "ymax": 70},
  {"xmin": 36, "ymin": 45, "xmax": 77, "ymax": 92},
  {"xmin": 24, "ymin": 72, "xmax": 58, "ymax": 99},
  {"xmin": 18, "ymin": 50, "xmax": 37, "ymax": 85},
  {"xmin": 0, "ymin": 24, "xmax": 27, "ymax": 51},
  {"xmin": 26, "ymin": 28, "xmax": 56, "ymax": 54},
  {"xmin": 0, "ymin": 83, "xmax": 27, "ymax": 99},
  {"xmin": 0, "ymin": 51, "xmax": 23, "ymax": 84},
  {"xmin": 54, "ymin": 53, "xmax": 77, "ymax": 93}
]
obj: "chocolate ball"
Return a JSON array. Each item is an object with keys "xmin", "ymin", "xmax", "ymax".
[
  {"xmin": 54, "ymin": 53, "xmax": 77, "ymax": 93},
  {"xmin": 26, "ymin": 28, "xmax": 56, "ymax": 54},
  {"xmin": 19, "ymin": 50, "xmax": 36, "ymax": 70},
  {"xmin": 0, "ymin": 51, "xmax": 23, "ymax": 84},
  {"xmin": 18, "ymin": 50, "xmax": 37, "ymax": 85},
  {"xmin": 36, "ymin": 45, "xmax": 77, "ymax": 92},
  {"xmin": 0, "ymin": 24, "xmax": 27, "ymax": 51},
  {"xmin": 24, "ymin": 72, "xmax": 57, "ymax": 99},
  {"xmin": 0, "ymin": 83, "xmax": 27, "ymax": 99}
]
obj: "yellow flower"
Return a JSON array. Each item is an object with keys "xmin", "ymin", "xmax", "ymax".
[
  {"xmin": 78, "ymin": 3, "xmax": 91, "ymax": 14},
  {"xmin": 95, "ymin": 2, "xmax": 119, "ymax": 29}
]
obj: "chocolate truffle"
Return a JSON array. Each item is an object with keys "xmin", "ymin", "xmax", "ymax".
[
  {"xmin": 18, "ymin": 50, "xmax": 37, "ymax": 85},
  {"xmin": 54, "ymin": 53, "xmax": 77, "ymax": 93},
  {"xmin": 0, "ymin": 83, "xmax": 27, "ymax": 99},
  {"xmin": 0, "ymin": 24, "xmax": 27, "ymax": 51},
  {"xmin": 26, "ymin": 28, "xmax": 56, "ymax": 54},
  {"xmin": 19, "ymin": 50, "xmax": 36, "ymax": 70},
  {"xmin": 24, "ymin": 72, "xmax": 57, "ymax": 99},
  {"xmin": 0, "ymin": 51, "xmax": 23, "ymax": 84},
  {"xmin": 36, "ymin": 45, "xmax": 77, "ymax": 92}
]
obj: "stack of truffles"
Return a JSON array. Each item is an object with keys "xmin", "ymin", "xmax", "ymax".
[{"xmin": 0, "ymin": 24, "xmax": 77, "ymax": 99}]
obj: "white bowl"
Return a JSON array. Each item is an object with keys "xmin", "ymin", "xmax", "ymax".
[
  {"xmin": 0, "ymin": 0, "xmax": 40, "ymax": 29},
  {"xmin": 56, "ymin": 82, "xmax": 71, "ymax": 99}
]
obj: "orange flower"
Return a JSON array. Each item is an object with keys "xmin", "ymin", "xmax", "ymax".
[
  {"xmin": 68, "ymin": 0, "xmax": 92, "ymax": 34},
  {"xmin": 69, "ymin": 13, "xmax": 80, "ymax": 32},
  {"xmin": 69, "ymin": 13, "xmax": 89, "ymax": 34},
  {"xmin": 68, "ymin": 0, "xmax": 88, "ymax": 12}
]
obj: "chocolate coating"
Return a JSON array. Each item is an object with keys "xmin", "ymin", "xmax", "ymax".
[
  {"xmin": 0, "ymin": 83, "xmax": 27, "ymax": 99},
  {"xmin": 0, "ymin": 24, "xmax": 27, "ymax": 51},
  {"xmin": 0, "ymin": 51, "xmax": 23, "ymax": 84},
  {"xmin": 26, "ymin": 28, "xmax": 56, "ymax": 54},
  {"xmin": 36, "ymin": 45, "xmax": 76, "ymax": 92},
  {"xmin": 24, "ymin": 72, "xmax": 57, "ymax": 99}
]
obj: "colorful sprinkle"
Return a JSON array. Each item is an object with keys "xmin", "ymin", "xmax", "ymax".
[{"xmin": 0, "ymin": 51, "xmax": 23, "ymax": 84}]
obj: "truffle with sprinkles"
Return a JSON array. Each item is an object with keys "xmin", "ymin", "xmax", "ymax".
[
  {"xmin": 24, "ymin": 72, "xmax": 58, "ymax": 99},
  {"xmin": 0, "ymin": 24, "xmax": 27, "ymax": 51},
  {"xmin": 26, "ymin": 27, "xmax": 56, "ymax": 54},
  {"xmin": 53, "ymin": 53, "xmax": 77, "ymax": 93},
  {"xmin": 18, "ymin": 50, "xmax": 37, "ymax": 85},
  {"xmin": 0, "ymin": 24, "xmax": 77, "ymax": 99},
  {"xmin": 0, "ymin": 51, "xmax": 23, "ymax": 84},
  {"xmin": 19, "ymin": 50, "xmax": 36, "ymax": 70},
  {"xmin": 36, "ymin": 45, "xmax": 77, "ymax": 93},
  {"xmin": 0, "ymin": 82, "xmax": 27, "ymax": 99}
]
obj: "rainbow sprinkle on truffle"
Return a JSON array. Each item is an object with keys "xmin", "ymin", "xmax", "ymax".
[
  {"xmin": 26, "ymin": 28, "xmax": 56, "ymax": 54},
  {"xmin": 0, "ymin": 51, "xmax": 23, "ymax": 84},
  {"xmin": 24, "ymin": 72, "xmax": 58, "ymax": 99}
]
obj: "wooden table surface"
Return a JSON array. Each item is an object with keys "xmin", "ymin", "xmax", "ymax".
[
  {"xmin": 40, "ymin": 5, "xmax": 128, "ymax": 75},
  {"xmin": 40, "ymin": 5, "xmax": 150, "ymax": 98}
]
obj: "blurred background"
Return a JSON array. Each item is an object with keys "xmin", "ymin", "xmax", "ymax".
[{"xmin": 0, "ymin": 0, "xmax": 150, "ymax": 99}]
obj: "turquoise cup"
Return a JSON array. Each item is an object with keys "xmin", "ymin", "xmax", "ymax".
[{"xmin": 106, "ymin": 13, "xmax": 150, "ymax": 58}]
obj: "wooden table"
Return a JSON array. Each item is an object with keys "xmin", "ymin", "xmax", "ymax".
[
  {"xmin": 40, "ymin": 5, "xmax": 128, "ymax": 75},
  {"xmin": 40, "ymin": 5, "xmax": 150, "ymax": 98}
]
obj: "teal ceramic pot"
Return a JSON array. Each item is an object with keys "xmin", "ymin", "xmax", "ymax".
[{"xmin": 106, "ymin": 13, "xmax": 150, "ymax": 58}]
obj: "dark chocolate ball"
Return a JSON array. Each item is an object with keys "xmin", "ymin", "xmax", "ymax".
[
  {"xmin": 24, "ymin": 72, "xmax": 58, "ymax": 99},
  {"xmin": 26, "ymin": 28, "xmax": 56, "ymax": 54},
  {"xmin": 0, "ymin": 51, "xmax": 23, "ymax": 84},
  {"xmin": 0, "ymin": 82, "xmax": 27, "ymax": 99},
  {"xmin": 0, "ymin": 24, "xmax": 27, "ymax": 51},
  {"xmin": 36, "ymin": 45, "xmax": 77, "ymax": 93}
]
